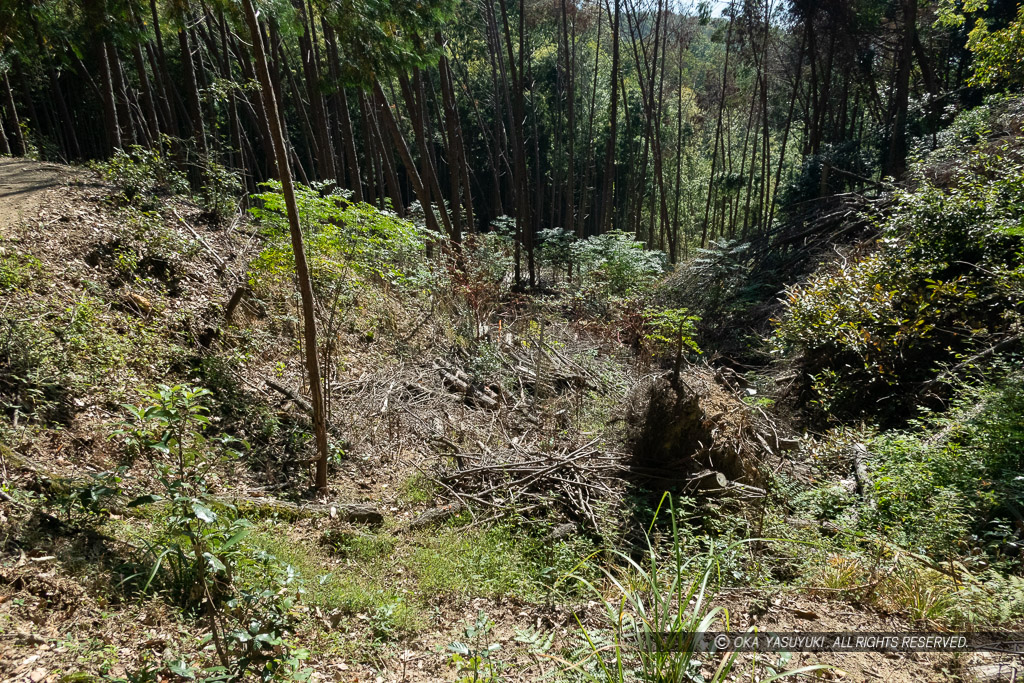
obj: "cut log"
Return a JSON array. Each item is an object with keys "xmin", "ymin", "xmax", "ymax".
[
  {"xmin": 405, "ymin": 500, "xmax": 464, "ymax": 530},
  {"xmin": 434, "ymin": 363, "xmax": 499, "ymax": 410},
  {"xmin": 210, "ymin": 496, "xmax": 383, "ymax": 525}
]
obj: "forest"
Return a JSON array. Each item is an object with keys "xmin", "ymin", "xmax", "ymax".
[{"xmin": 0, "ymin": 0, "xmax": 1023, "ymax": 678}]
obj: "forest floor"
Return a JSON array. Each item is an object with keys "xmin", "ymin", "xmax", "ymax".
[{"xmin": 0, "ymin": 159, "xmax": 1020, "ymax": 682}]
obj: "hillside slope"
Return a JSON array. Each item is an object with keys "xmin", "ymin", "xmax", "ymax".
[{"xmin": 0, "ymin": 158, "xmax": 1021, "ymax": 682}]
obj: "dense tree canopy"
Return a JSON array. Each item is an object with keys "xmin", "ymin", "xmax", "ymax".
[{"xmin": 0, "ymin": 0, "xmax": 1016, "ymax": 273}]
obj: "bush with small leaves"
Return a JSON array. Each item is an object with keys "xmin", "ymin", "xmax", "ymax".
[
  {"xmin": 93, "ymin": 143, "xmax": 188, "ymax": 209},
  {"xmin": 772, "ymin": 107, "xmax": 1024, "ymax": 418},
  {"xmin": 113, "ymin": 385, "xmax": 308, "ymax": 681},
  {"xmin": 570, "ymin": 231, "xmax": 666, "ymax": 309}
]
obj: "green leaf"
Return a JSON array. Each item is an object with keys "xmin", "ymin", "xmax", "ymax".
[
  {"xmin": 221, "ymin": 526, "xmax": 253, "ymax": 550},
  {"xmin": 168, "ymin": 659, "xmax": 195, "ymax": 679},
  {"xmin": 192, "ymin": 502, "xmax": 217, "ymax": 523},
  {"xmin": 203, "ymin": 552, "xmax": 226, "ymax": 573}
]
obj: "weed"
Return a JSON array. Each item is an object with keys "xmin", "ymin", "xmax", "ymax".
[
  {"xmin": 448, "ymin": 612, "xmax": 504, "ymax": 683},
  {"xmin": 566, "ymin": 494, "xmax": 830, "ymax": 682},
  {"xmin": 0, "ymin": 250, "xmax": 42, "ymax": 291},
  {"xmin": 250, "ymin": 528, "xmax": 422, "ymax": 636},
  {"xmin": 882, "ymin": 568, "xmax": 956, "ymax": 625},
  {"xmin": 398, "ymin": 472, "xmax": 436, "ymax": 505},
  {"xmin": 0, "ymin": 317, "xmax": 73, "ymax": 423},
  {"xmin": 92, "ymin": 144, "xmax": 188, "ymax": 209},
  {"xmin": 814, "ymin": 554, "xmax": 868, "ymax": 592},
  {"xmin": 412, "ymin": 525, "xmax": 581, "ymax": 601}
]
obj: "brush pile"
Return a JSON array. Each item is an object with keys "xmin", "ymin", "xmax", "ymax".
[
  {"xmin": 435, "ymin": 438, "xmax": 627, "ymax": 535},
  {"xmin": 625, "ymin": 366, "xmax": 793, "ymax": 496}
]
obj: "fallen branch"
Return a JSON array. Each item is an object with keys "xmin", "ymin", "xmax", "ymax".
[
  {"xmin": 171, "ymin": 207, "xmax": 226, "ymax": 269},
  {"xmin": 210, "ymin": 495, "xmax": 382, "ymax": 525},
  {"xmin": 266, "ymin": 379, "xmax": 313, "ymax": 415}
]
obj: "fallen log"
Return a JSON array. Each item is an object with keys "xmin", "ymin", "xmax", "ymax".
[
  {"xmin": 405, "ymin": 500, "xmax": 464, "ymax": 530},
  {"xmin": 210, "ymin": 496, "xmax": 383, "ymax": 525},
  {"xmin": 434, "ymin": 362, "xmax": 499, "ymax": 409}
]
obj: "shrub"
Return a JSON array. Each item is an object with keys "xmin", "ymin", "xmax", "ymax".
[
  {"xmin": 536, "ymin": 227, "xmax": 576, "ymax": 282},
  {"xmin": 862, "ymin": 374, "xmax": 1024, "ymax": 567},
  {"xmin": 572, "ymin": 231, "xmax": 666, "ymax": 300},
  {"xmin": 443, "ymin": 229, "xmax": 515, "ymax": 340},
  {"xmin": 772, "ymin": 115, "xmax": 1024, "ymax": 418},
  {"xmin": 249, "ymin": 181, "xmax": 432, "ymax": 294},
  {"xmin": 93, "ymin": 144, "xmax": 188, "ymax": 209},
  {"xmin": 113, "ymin": 385, "xmax": 308, "ymax": 680},
  {"xmin": 641, "ymin": 307, "xmax": 701, "ymax": 379},
  {"xmin": 198, "ymin": 158, "xmax": 243, "ymax": 224}
]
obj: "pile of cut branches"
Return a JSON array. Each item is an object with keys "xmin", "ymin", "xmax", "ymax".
[{"xmin": 432, "ymin": 438, "xmax": 626, "ymax": 535}]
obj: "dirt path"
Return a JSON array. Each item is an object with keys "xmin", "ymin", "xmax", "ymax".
[{"xmin": 0, "ymin": 158, "xmax": 73, "ymax": 231}]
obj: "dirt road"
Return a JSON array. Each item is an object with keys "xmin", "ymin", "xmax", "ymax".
[{"xmin": 0, "ymin": 157, "xmax": 72, "ymax": 231}]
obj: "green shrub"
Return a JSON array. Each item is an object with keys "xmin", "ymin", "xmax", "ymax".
[
  {"xmin": 93, "ymin": 144, "xmax": 188, "ymax": 209},
  {"xmin": 249, "ymin": 181, "xmax": 432, "ymax": 294},
  {"xmin": 862, "ymin": 374, "xmax": 1024, "ymax": 566},
  {"xmin": 198, "ymin": 158, "xmax": 242, "ymax": 224},
  {"xmin": 641, "ymin": 307, "xmax": 701, "ymax": 378},
  {"xmin": 536, "ymin": 227, "xmax": 576, "ymax": 281},
  {"xmin": 113, "ymin": 385, "xmax": 308, "ymax": 680},
  {"xmin": 772, "ymin": 114, "xmax": 1024, "ymax": 417},
  {"xmin": 571, "ymin": 230, "xmax": 666, "ymax": 300}
]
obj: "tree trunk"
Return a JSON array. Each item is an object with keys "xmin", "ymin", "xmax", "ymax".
[
  {"xmin": 98, "ymin": 40, "xmax": 122, "ymax": 154},
  {"xmin": 373, "ymin": 80, "xmax": 440, "ymax": 232},
  {"xmin": 296, "ymin": 0, "xmax": 336, "ymax": 181},
  {"xmin": 884, "ymin": 0, "xmax": 916, "ymax": 179},
  {"xmin": 177, "ymin": 11, "xmax": 210, "ymax": 162},
  {"xmin": 240, "ymin": 0, "xmax": 330, "ymax": 492},
  {"xmin": 599, "ymin": 0, "xmax": 621, "ymax": 235},
  {"xmin": 2, "ymin": 73, "xmax": 26, "ymax": 156}
]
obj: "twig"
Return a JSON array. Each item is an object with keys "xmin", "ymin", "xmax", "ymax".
[{"xmin": 170, "ymin": 207, "xmax": 226, "ymax": 269}]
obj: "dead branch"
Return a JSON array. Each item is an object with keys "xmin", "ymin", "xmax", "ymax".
[{"xmin": 266, "ymin": 378, "xmax": 313, "ymax": 415}]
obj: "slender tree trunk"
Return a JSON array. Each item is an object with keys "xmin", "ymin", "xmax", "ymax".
[
  {"xmin": 177, "ymin": 8, "xmax": 210, "ymax": 162},
  {"xmin": 559, "ymin": 0, "xmax": 576, "ymax": 236},
  {"xmin": 322, "ymin": 22, "xmax": 363, "ymax": 200},
  {"xmin": 98, "ymin": 40, "xmax": 122, "ymax": 153},
  {"xmin": 399, "ymin": 71, "xmax": 454, "ymax": 237},
  {"xmin": 599, "ymin": 0, "xmax": 621, "ymax": 235},
  {"xmin": 240, "ymin": 0, "xmax": 329, "ymax": 493},
  {"xmin": 296, "ymin": 0, "xmax": 336, "ymax": 181},
  {"xmin": 0, "ymin": 112, "xmax": 10, "ymax": 156},
  {"xmin": 884, "ymin": 0, "xmax": 915, "ymax": 178},
  {"xmin": 373, "ymin": 80, "xmax": 440, "ymax": 233},
  {"xmin": 767, "ymin": 22, "xmax": 807, "ymax": 230},
  {"xmin": 131, "ymin": 32, "xmax": 161, "ymax": 144},
  {"xmin": 2, "ymin": 73, "xmax": 26, "ymax": 156},
  {"xmin": 701, "ymin": 10, "xmax": 733, "ymax": 248},
  {"xmin": 108, "ymin": 43, "xmax": 137, "ymax": 147},
  {"xmin": 32, "ymin": 16, "xmax": 80, "ymax": 158}
]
